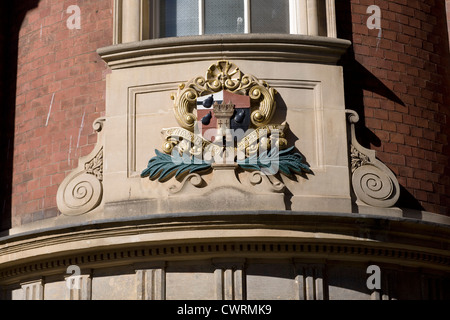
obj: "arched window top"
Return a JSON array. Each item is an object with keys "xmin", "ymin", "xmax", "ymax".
[{"xmin": 114, "ymin": 0, "xmax": 337, "ymax": 44}]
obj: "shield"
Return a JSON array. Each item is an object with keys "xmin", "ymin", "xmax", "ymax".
[{"xmin": 196, "ymin": 90, "xmax": 251, "ymax": 143}]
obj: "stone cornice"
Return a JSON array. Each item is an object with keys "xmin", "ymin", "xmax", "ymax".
[
  {"xmin": 0, "ymin": 211, "xmax": 449, "ymax": 284},
  {"xmin": 97, "ymin": 34, "xmax": 352, "ymax": 69}
]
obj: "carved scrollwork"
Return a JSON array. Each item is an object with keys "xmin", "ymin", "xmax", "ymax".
[
  {"xmin": 172, "ymin": 60, "xmax": 277, "ymax": 130},
  {"xmin": 352, "ymin": 165, "xmax": 396, "ymax": 207},
  {"xmin": 346, "ymin": 110, "xmax": 400, "ymax": 208},
  {"xmin": 57, "ymin": 171, "xmax": 103, "ymax": 216},
  {"xmin": 57, "ymin": 118, "xmax": 105, "ymax": 216},
  {"xmin": 168, "ymin": 173, "xmax": 205, "ymax": 194},
  {"xmin": 248, "ymin": 171, "xmax": 285, "ymax": 192}
]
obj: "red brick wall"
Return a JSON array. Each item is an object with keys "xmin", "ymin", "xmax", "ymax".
[
  {"xmin": 12, "ymin": 0, "xmax": 113, "ymax": 226},
  {"xmin": 338, "ymin": 0, "xmax": 450, "ymax": 215}
]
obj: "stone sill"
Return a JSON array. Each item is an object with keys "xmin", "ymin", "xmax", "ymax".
[{"xmin": 97, "ymin": 34, "xmax": 352, "ymax": 69}]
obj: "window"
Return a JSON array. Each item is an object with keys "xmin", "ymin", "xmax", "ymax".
[
  {"xmin": 203, "ymin": 0, "xmax": 246, "ymax": 35},
  {"xmin": 114, "ymin": 0, "xmax": 336, "ymax": 44},
  {"xmin": 159, "ymin": 0, "xmax": 200, "ymax": 37},
  {"xmin": 153, "ymin": 0, "xmax": 327, "ymax": 38},
  {"xmin": 251, "ymin": 0, "xmax": 290, "ymax": 34}
]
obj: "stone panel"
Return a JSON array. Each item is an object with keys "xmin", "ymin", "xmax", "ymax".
[
  {"xmin": 327, "ymin": 264, "xmax": 371, "ymax": 300},
  {"xmin": 165, "ymin": 262, "xmax": 216, "ymax": 300},
  {"xmin": 91, "ymin": 267, "xmax": 136, "ymax": 300},
  {"xmin": 246, "ymin": 262, "xmax": 297, "ymax": 300}
]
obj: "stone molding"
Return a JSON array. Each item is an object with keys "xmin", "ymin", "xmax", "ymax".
[
  {"xmin": 56, "ymin": 118, "xmax": 106, "ymax": 216},
  {"xmin": 135, "ymin": 265, "xmax": 165, "ymax": 300},
  {"xmin": 1, "ymin": 240, "xmax": 449, "ymax": 288},
  {"xmin": 97, "ymin": 34, "xmax": 352, "ymax": 69},
  {"xmin": 294, "ymin": 262, "xmax": 325, "ymax": 300},
  {"xmin": 212, "ymin": 259, "xmax": 246, "ymax": 300},
  {"xmin": 4, "ymin": 253, "xmax": 446, "ymax": 300},
  {"xmin": 346, "ymin": 110, "xmax": 401, "ymax": 208},
  {"xmin": 0, "ymin": 212, "xmax": 449, "ymax": 286},
  {"xmin": 64, "ymin": 271, "xmax": 92, "ymax": 300},
  {"xmin": 20, "ymin": 279, "xmax": 44, "ymax": 300}
]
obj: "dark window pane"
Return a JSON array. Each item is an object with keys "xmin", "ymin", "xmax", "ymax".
[
  {"xmin": 317, "ymin": 0, "xmax": 328, "ymax": 36},
  {"xmin": 250, "ymin": 0, "xmax": 289, "ymax": 34},
  {"xmin": 160, "ymin": 0, "xmax": 199, "ymax": 37},
  {"xmin": 204, "ymin": 0, "xmax": 245, "ymax": 35}
]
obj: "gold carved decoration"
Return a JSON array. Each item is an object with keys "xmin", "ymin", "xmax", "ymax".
[
  {"xmin": 161, "ymin": 123, "xmax": 288, "ymax": 158},
  {"xmin": 172, "ymin": 60, "xmax": 277, "ymax": 130}
]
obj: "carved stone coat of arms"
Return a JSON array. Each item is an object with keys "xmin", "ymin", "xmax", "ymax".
[{"xmin": 140, "ymin": 61, "xmax": 311, "ymax": 199}]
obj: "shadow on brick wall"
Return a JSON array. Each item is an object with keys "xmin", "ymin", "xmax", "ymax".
[
  {"xmin": 0, "ymin": 1, "xmax": 40, "ymax": 231},
  {"xmin": 335, "ymin": 0, "xmax": 426, "ymax": 212}
]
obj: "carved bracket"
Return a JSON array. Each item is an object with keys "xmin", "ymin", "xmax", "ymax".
[
  {"xmin": 57, "ymin": 118, "xmax": 105, "ymax": 216},
  {"xmin": 346, "ymin": 110, "xmax": 400, "ymax": 208}
]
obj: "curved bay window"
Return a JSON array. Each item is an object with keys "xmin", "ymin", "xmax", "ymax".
[
  {"xmin": 158, "ymin": 0, "xmax": 291, "ymax": 37},
  {"xmin": 114, "ymin": 0, "xmax": 336, "ymax": 44}
]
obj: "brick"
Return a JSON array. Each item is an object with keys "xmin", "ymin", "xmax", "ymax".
[
  {"xmin": 374, "ymin": 129, "xmax": 389, "ymax": 141},
  {"xmin": 384, "ymin": 50, "xmax": 399, "ymax": 61},
  {"xmin": 389, "ymin": 132, "xmax": 404, "ymax": 144},
  {"xmin": 405, "ymin": 135, "xmax": 419, "ymax": 148},
  {"xmin": 380, "ymin": 120, "xmax": 396, "ymax": 132},
  {"xmin": 398, "ymin": 145, "xmax": 413, "ymax": 157},
  {"xmin": 373, "ymin": 108, "xmax": 389, "ymax": 120},
  {"xmin": 402, "ymin": 114, "xmax": 417, "ymax": 125},
  {"xmin": 420, "ymin": 181, "xmax": 434, "ymax": 192},
  {"xmin": 410, "ymin": 127, "xmax": 423, "ymax": 138},
  {"xmin": 391, "ymin": 154, "xmax": 406, "ymax": 165},
  {"xmin": 383, "ymin": 143, "xmax": 398, "ymax": 153},
  {"xmin": 396, "ymin": 124, "xmax": 411, "ymax": 135},
  {"xmin": 353, "ymin": 23, "xmax": 369, "ymax": 35},
  {"xmin": 407, "ymin": 178, "xmax": 421, "ymax": 189}
]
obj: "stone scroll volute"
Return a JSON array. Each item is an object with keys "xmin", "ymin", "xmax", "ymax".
[
  {"xmin": 346, "ymin": 110, "xmax": 400, "ymax": 208},
  {"xmin": 57, "ymin": 118, "xmax": 105, "ymax": 216}
]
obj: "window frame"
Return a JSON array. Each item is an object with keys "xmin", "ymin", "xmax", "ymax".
[
  {"xmin": 114, "ymin": 0, "xmax": 337, "ymax": 44},
  {"xmin": 150, "ymin": 0, "xmax": 332, "ymax": 38},
  {"xmin": 152, "ymin": 0, "xmax": 254, "ymax": 38}
]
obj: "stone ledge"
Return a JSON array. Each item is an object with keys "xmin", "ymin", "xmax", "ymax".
[
  {"xmin": 97, "ymin": 34, "xmax": 352, "ymax": 69},
  {"xmin": 0, "ymin": 211, "xmax": 449, "ymax": 283},
  {"xmin": 3, "ymin": 208, "xmax": 450, "ymax": 240}
]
